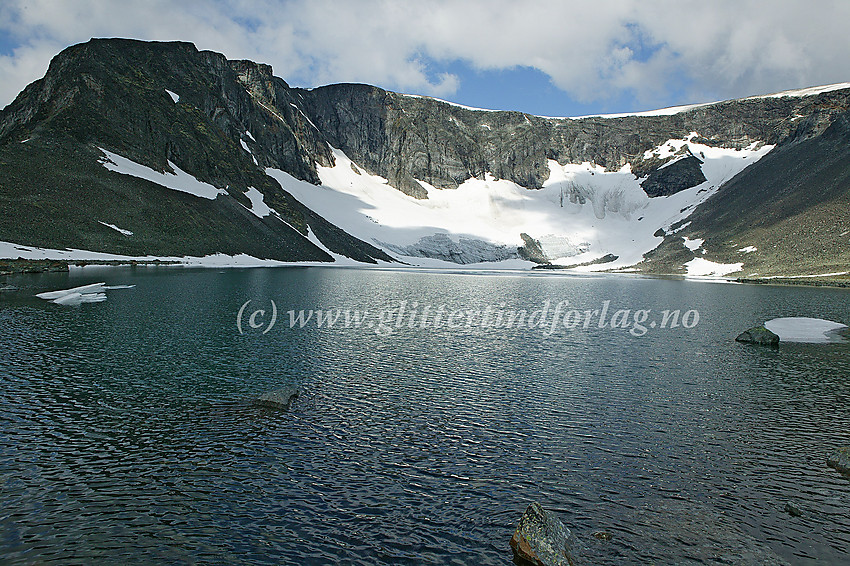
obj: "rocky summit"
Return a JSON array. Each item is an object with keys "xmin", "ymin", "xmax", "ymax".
[{"xmin": 1, "ymin": 39, "xmax": 848, "ymax": 275}]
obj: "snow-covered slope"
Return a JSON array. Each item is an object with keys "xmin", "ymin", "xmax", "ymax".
[{"xmin": 269, "ymin": 136, "xmax": 772, "ymax": 270}]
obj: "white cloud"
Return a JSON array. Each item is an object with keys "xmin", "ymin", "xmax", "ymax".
[{"xmin": 1, "ymin": 0, "xmax": 850, "ymax": 111}]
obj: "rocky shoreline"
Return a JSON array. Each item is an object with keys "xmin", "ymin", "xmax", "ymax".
[
  {"xmin": 0, "ymin": 258, "xmax": 180, "ymax": 277},
  {"xmin": 734, "ymin": 276, "xmax": 850, "ymax": 288},
  {"xmin": 3, "ymin": 258, "xmax": 849, "ymax": 289}
]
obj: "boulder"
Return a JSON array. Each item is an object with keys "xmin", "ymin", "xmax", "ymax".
[
  {"xmin": 735, "ymin": 326, "xmax": 780, "ymax": 346},
  {"xmin": 510, "ymin": 502, "xmax": 577, "ymax": 566},
  {"xmin": 827, "ymin": 447, "xmax": 850, "ymax": 475},
  {"xmin": 252, "ymin": 387, "xmax": 300, "ymax": 410},
  {"xmin": 783, "ymin": 502, "xmax": 803, "ymax": 517}
]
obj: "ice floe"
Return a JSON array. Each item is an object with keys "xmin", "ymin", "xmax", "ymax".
[
  {"xmin": 36, "ymin": 282, "xmax": 134, "ymax": 306},
  {"xmin": 764, "ymin": 317, "xmax": 848, "ymax": 343}
]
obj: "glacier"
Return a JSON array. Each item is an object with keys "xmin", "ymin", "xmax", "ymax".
[{"xmin": 269, "ymin": 137, "xmax": 773, "ymax": 270}]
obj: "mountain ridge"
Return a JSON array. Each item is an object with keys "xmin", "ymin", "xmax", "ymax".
[{"xmin": 1, "ymin": 38, "xmax": 848, "ymax": 276}]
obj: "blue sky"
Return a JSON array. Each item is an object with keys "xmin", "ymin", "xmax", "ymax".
[{"xmin": 2, "ymin": 1, "xmax": 850, "ymax": 117}]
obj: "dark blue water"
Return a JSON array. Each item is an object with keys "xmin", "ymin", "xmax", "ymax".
[{"xmin": 1, "ymin": 267, "xmax": 849, "ymax": 565}]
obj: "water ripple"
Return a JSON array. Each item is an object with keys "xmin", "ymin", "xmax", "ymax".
[{"xmin": 1, "ymin": 269, "xmax": 849, "ymax": 564}]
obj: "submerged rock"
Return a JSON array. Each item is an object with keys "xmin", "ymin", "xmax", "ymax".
[
  {"xmin": 253, "ymin": 387, "xmax": 300, "ymax": 410},
  {"xmin": 735, "ymin": 326, "xmax": 780, "ymax": 346},
  {"xmin": 827, "ymin": 447, "xmax": 850, "ymax": 475},
  {"xmin": 592, "ymin": 530, "xmax": 613, "ymax": 541},
  {"xmin": 510, "ymin": 502, "xmax": 577, "ymax": 566},
  {"xmin": 783, "ymin": 502, "xmax": 803, "ymax": 517}
]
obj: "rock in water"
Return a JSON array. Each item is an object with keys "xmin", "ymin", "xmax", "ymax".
[
  {"xmin": 510, "ymin": 502, "xmax": 577, "ymax": 566},
  {"xmin": 784, "ymin": 502, "xmax": 803, "ymax": 517},
  {"xmin": 735, "ymin": 326, "xmax": 780, "ymax": 346},
  {"xmin": 827, "ymin": 447, "xmax": 850, "ymax": 474},
  {"xmin": 253, "ymin": 387, "xmax": 300, "ymax": 410}
]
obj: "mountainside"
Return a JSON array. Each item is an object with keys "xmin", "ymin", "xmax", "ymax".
[
  {"xmin": 0, "ymin": 39, "xmax": 390, "ymax": 263},
  {"xmin": 1, "ymin": 39, "xmax": 848, "ymax": 276}
]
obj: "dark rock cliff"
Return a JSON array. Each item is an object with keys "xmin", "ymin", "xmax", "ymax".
[{"xmin": 299, "ymin": 82, "xmax": 850, "ymax": 196}]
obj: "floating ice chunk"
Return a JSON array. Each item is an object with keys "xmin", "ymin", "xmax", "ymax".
[
  {"xmin": 36, "ymin": 282, "xmax": 106, "ymax": 300},
  {"xmin": 165, "ymin": 89, "xmax": 180, "ymax": 103},
  {"xmin": 36, "ymin": 282, "xmax": 134, "ymax": 305},
  {"xmin": 764, "ymin": 317, "xmax": 848, "ymax": 343},
  {"xmin": 52, "ymin": 292, "xmax": 107, "ymax": 305}
]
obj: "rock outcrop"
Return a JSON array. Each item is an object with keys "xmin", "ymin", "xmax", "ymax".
[
  {"xmin": 735, "ymin": 326, "xmax": 780, "ymax": 346},
  {"xmin": 827, "ymin": 447, "xmax": 850, "ymax": 474},
  {"xmin": 510, "ymin": 502, "xmax": 578, "ymax": 566},
  {"xmin": 252, "ymin": 387, "xmax": 300, "ymax": 411},
  {"xmin": 640, "ymin": 154, "xmax": 707, "ymax": 197}
]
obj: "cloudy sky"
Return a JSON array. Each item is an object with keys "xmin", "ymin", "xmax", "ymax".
[{"xmin": 1, "ymin": 0, "xmax": 849, "ymax": 116}]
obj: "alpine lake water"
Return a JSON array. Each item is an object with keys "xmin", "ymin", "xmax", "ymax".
[{"xmin": 1, "ymin": 266, "xmax": 849, "ymax": 565}]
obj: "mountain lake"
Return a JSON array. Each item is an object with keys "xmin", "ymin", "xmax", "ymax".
[{"xmin": 1, "ymin": 266, "xmax": 849, "ymax": 565}]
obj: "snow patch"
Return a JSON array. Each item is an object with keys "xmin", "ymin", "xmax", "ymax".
[
  {"xmin": 684, "ymin": 258, "xmax": 742, "ymax": 276},
  {"xmin": 98, "ymin": 221, "xmax": 133, "ymax": 236},
  {"xmin": 738, "ymin": 246, "xmax": 757, "ymax": 253},
  {"xmin": 0, "ymin": 240, "xmax": 354, "ymax": 268},
  {"xmin": 745, "ymin": 83, "xmax": 850, "ymax": 101},
  {"xmin": 240, "ymin": 134, "xmax": 259, "ymax": 165},
  {"xmin": 290, "ymin": 103, "xmax": 319, "ymax": 129},
  {"xmin": 683, "ymin": 237, "xmax": 704, "ymax": 252},
  {"xmin": 243, "ymin": 187, "xmax": 273, "ymax": 218},
  {"xmin": 764, "ymin": 317, "xmax": 848, "ymax": 343},
  {"xmin": 100, "ymin": 149, "xmax": 226, "ymax": 200},
  {"xmin": 760, "ymin": 271, "xmax": 849, "ymax": 279},
  {"xmin": 165, "ymin": 89, "xmax": 180, "ymax": 103}
]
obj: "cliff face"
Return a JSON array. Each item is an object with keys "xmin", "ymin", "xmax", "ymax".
[
  {"xmin": 299, "ymin": 82, "xmax": 850, "ymax": 196},
  {"xmin": 0, "ymin": 39, "xmax": 338, "ymax": 199},
  {"xmin": 1, "ymin": 39, "xmax": 848, "ymax": 273}
]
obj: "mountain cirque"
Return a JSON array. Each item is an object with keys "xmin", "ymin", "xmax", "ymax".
[{"xmin": 1, "ymin": 39, "xmax": 848, "ymax": 276}]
